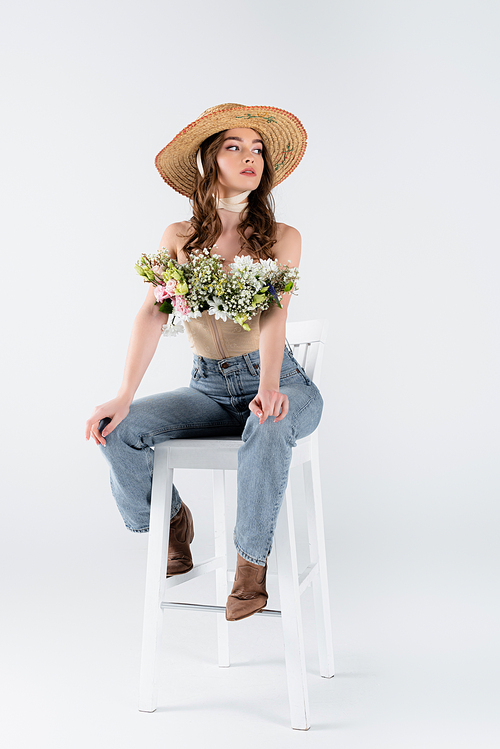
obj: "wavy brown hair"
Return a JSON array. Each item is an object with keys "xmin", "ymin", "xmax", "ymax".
[{"xmin": 181, "ymin": 130, "xmax": 278, "ymax": 259}]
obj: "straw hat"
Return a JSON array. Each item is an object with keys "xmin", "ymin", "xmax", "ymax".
[{"xmin": 155, "ymin": 103, "xmax": 307, "ymax": 197}]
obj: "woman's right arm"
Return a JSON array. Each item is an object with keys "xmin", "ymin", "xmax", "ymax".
[
  {"xmin": 85, "ymin": 222, "xmax": 185, "ymax": 446},
  {"xmin": 85, "ymin": 284, "xmax": 169, "ymax": 446}
]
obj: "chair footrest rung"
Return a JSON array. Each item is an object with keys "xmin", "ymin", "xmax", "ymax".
[
  {"xmin": 160, "ymin": 601, "xmax": 282, "ymax": 617},
  {"xmin": 298, "ymin": 562, "xmax": 319, "ymax": 594},
  {"xmin": 165, "ymin": 556, "xmax": 226, "ymax": 588}
]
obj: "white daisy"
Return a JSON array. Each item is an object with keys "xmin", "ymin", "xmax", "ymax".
[{"xmin": 207, "ymin": 297, "xmax": 228, "ymax": 321}]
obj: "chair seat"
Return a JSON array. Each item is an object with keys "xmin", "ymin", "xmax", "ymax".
[{"xmin": 155, "ymin": 434, "xmax": 312, "ymax": 471}]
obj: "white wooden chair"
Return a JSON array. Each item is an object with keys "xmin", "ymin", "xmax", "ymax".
[{"xmin": 138, "ymin": 319, "xmax": 334, "ymax": 730}]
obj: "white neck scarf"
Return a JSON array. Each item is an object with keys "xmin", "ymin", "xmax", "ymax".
[
  {"xmin": 216, "ymin": 192, "xmax": 251, "ymax": 213},
  {"xmin": 196, "ymin": 148, "xmax": 251, "ymax": 213}
]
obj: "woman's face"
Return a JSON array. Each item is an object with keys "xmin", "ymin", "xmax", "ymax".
[{"xmin": 215, "ymin": 128, "xmax": 265, "ymax": 197}]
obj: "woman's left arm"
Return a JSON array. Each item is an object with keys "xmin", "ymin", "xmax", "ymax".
[{"xmin": 249, "ymin": 225, "xmax": 301, "ymax": 425}]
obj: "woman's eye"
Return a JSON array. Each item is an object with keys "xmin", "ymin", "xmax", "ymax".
[{"xmin": 225, "ymin": 144, "xmax": 262, "ymax": 154}]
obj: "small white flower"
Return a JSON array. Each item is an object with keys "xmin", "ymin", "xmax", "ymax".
[
  {"xmin": 162, "ymin": 318, "xmax": 185, "ymax": 337},
  {"xmin": 231, "ymin": 255, "xmax": 255, "ymax": 271},
  {"xmin": 258, "ymin": 258, "xmax": 278, "ymax": 272}
]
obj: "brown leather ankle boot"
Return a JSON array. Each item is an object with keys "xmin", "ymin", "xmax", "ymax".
[
  {"xmin": 166, "ymin": 501, "xmax": 194, "ymax": 577},
  {"xmin": 226, "ymin": 554, "xmax": 268, "ymax": 621}
]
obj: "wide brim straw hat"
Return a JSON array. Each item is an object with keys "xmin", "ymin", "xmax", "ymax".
[{"xmin": 155, "ymin": 103, "xmax": 307, "ymax": 197}]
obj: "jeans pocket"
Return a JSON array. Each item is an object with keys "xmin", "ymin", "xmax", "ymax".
[
  {"xmin": 280, "ymin": 363, "xmax": 311, "ymax": 386},
  {"xmin": 279, "ymin": 367, "xmax": 301, "ymax": 383}
]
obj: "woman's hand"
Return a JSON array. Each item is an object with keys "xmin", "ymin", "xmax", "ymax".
[
  {"xmin": 85, "ymin": 395, "xmax": 131, "ymax": 447},
  {"xmin": 249, "ymin": 389, "xmax": 289, "ymax": 425}
]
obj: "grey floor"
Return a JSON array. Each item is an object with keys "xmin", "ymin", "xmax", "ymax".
[{"xmin": 3, "ymin": 491, "xmax": 498, "ymax": 749}]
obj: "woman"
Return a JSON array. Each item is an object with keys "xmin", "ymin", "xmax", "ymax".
[{"xmin": 85, "ymin": 103, "xmax": 323, "ymax": 621}]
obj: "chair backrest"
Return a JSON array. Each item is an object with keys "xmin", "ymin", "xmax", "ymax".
[{"xmin": 285, "ymin": 319, "xmax": 328, "ymax": 386}]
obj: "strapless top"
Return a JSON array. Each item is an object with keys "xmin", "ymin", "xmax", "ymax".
[{"xmin": 184, "ymin": 310, "xmax": 261, "ymax": 359}]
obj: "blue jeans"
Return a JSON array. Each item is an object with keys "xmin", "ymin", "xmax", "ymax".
[{"xmin": 99, "ymin": 347, "xmax": 323, "ymax": 566}]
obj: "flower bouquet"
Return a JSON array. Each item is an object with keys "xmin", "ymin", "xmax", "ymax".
[{"xmin": 135, "ymin": 248, "xmax": 299, "ymax": 336}]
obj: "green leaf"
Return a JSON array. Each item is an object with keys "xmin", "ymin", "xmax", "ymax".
[{"xmin": 159, "ymin": 299, "xmax": 173, "ymax": 314}]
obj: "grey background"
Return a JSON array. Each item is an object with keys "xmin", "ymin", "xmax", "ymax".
[{"xmin": 1, "ymin": 1, "xmax": 499, "ymax": 746}]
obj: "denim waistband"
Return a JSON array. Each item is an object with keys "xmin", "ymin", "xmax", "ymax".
[
  {"xmin": 194, "ymin": 349, "xmax": 260, "ymax": 375},
  {"xmin": 194, "ymin": 344, "xmax": 295, "ymax": 376}
]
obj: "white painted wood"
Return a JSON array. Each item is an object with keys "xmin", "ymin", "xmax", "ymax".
[
  {"xmin": 291, "ymin": 342, "xmax": 309, "ymax": 370},
  {"xmin": 138, "ymin": 445, "xmax": 172, "ymax": 712},
  {"xmin": 289, "ymin": 438, "xmax": 312, "ymax": 467},
  {"xmin": 166, "ymin": 439, "xmax": 240, "ymax": 470},
  {"xmin": 275, "ymin": 483, "xmax": 310, "ymax": 730},
  {"xmin": 287, "ymin": 319, "xmax": 328, "ymax": 384},
  {"xmin": 286, "ymin": 319, "xmax": 326, "ymax": 345},
  {"xmin": 304, "ymin": 432, "xmax": 335, "ymax": 678},
  {"xmin": 213, "ymin": 470, "xmax": 230, "ymax": 667},
  {"xmin": 163, "ymin": 437, "xmax": 316, "ymax": 471},
  {"xmin": 298, "ymin": 562, "xmax": 319, "ymax": 594},
  {"xmin": 164, "ymin": 556, "xmax": 225, "ymax": 589}
]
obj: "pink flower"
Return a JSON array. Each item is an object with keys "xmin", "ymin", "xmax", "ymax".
[
  {"xmin": 165, "ymin": 279, "xmax": 178, "ymax": 295},
  {"xmin": 154, "ymin": 285, "xmax": 170, "ymax": 303},
  {"xmin": 173, "ymin": 295, "xmax": 190, "ymax": 316}
]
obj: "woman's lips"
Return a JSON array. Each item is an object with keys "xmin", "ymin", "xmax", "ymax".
[{"xmin": 240, "ymin": 169, "xmax": 256, "ymax": 175}]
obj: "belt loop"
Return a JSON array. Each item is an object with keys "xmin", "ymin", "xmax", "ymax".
[
  {"xmin": 243, "ymin": 353, "xmax": 257, "ymax": 375},
  {"xmin": 198, "ymin": 355, "xmax": 207, "ymax": 378}
]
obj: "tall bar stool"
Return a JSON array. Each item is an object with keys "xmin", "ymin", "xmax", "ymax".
[{"xmin": 138, "ymin": 319, "xmax": 334, "ymax": 730}]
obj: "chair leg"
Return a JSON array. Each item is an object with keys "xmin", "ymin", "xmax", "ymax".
[
  {"xmin": 213, "ymin": 470, "xmax": 229, "ymax": 667},
  {"xmin": 303, "ymin": 442, "xmax": 335, "ymax": 678},
  {"xmin": 138, "ymin": 444, "xmax": 172, "ymax": 712},
  {"xmin": 275, "ymin": 483, "xmax": 310, "ymax": 730}
]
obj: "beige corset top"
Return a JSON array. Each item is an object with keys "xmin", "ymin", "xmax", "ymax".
[{"xmin": 184, "ymin": 310, "xmax": 261, "ymax": 360}]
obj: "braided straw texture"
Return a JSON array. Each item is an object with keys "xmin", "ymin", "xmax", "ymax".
[{"xmin": 155, "ymin": 103, "xmax": 307, "ymax": 197}]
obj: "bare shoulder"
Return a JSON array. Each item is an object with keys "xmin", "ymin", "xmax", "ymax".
[
  {"xmin": 274, "ymin": 222, "xmax": 301, "ymax": 266},
  {"xmin": 276, "ymin": 222, "xmax": 301, "ymax": 243},
  {"xmin": 158, "ymin": 220, "xmax": 192, "ymax": 259}
]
